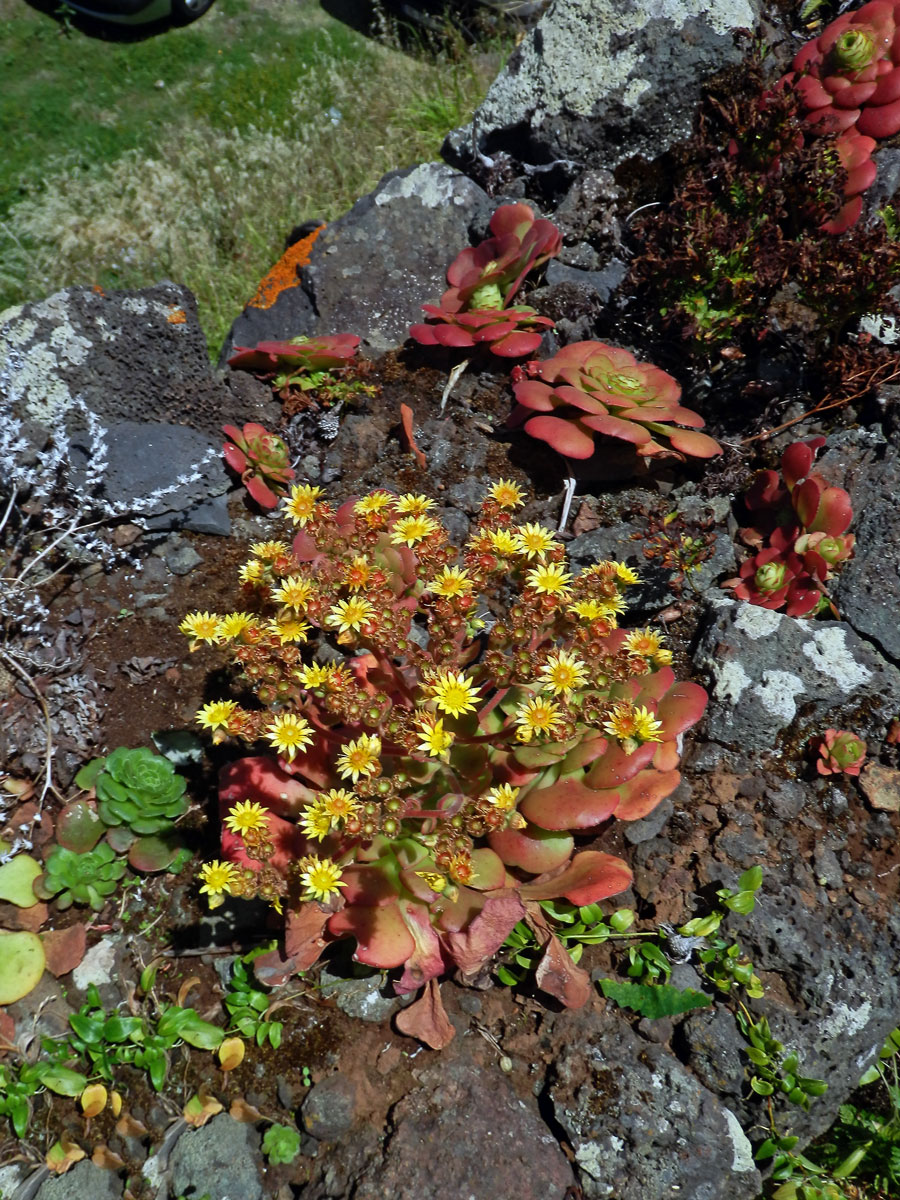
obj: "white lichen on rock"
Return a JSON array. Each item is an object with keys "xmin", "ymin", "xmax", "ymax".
[
  {"xmin": 375, "ymin": 163, "xmax": 476, "ymax": 209},
  {"xmin": 801, "ymin": 627, "xmax": 872, "ymax": 691},
  {"xmin": 733, "ymin": 603, "xmax": 783, "ymax": 639},
  {"xmin": 751, "ymin": 670, "xmax": 805, "ymax": 722},
  {"xmin": 721, "ymin": 1108, "xmax": 756, "ymax": 1172}
]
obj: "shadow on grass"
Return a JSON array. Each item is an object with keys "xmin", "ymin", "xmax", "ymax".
[{"xmin": 25, "ymin": 0, "xmax": 179, "ymax": 43}]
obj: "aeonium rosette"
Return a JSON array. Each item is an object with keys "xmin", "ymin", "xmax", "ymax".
[
  {"xmin": 508, "ymin": 341, "xmax": 722, "ymax": 461},
  {"xmin": 181, "ymin": 482, "xmax": 707, "ymax": 1012},
  {"xmin": 409, "ymin": 202, "xmax": 561, "ymax": 358}
]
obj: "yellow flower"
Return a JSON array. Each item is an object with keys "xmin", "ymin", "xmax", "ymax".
[
  {"xmin": 487, "ymin": 528, "xmax": 519, "ymax": 556},
  {"xmin": 390, "ymin": 514, "xmax": 439, "ymax": 547},
  {"xmin": 179, "ymin": 611, "xmax": 221, "ymax": 648},
  {"xmin": 654, "ymin": 647, "xmax": 674, "ymax": 666},
  {"xmin": 326, "ymin": 597, "xmax": 376, "ymax": 635},
  {"xmin": 265, "ymin": 713, "xmax": 314, "ymax": 761},
  {"xmin": 624, "ymin": 628, "xmax": 664, "ymax": 658},
  {"xmin": 427, "ymin": 670, "xmax": 480, "ymax": 718},
  {"xmin": 396, "ymin": 493, "xmax": 436, "ymax": 515},
  {"xmin": 268, "ymin": 615, "xmax": 310, "ymax": 644},
  {"xmin": 487, "ymin": 479, "xmax": 525, "ymax": 509},
  {"xmin": 272, "ymin": 575, "xmax": 314, "ymax": 611},
  {"xmin": 318, "ymin": 788, "xmax": 360, "ymax": 822},
  {"xmin": 568, "ymin": 599, "xmax": 611, "ymax": 623},
  {"xmin": 223, "ymin": 801, "xmax": 270, "ymax": 836},
  {"xmin": 198, "ymin": 860, "xmax": 238, "ymax": 904},
  {"xmin": 602, "ymin": 704, "xmax": 663, "ymax": 749},
  {"xmin": 483, "ymin": 783, "xmax": 519, "ymax": 811},
  {"xmin": 354, "ymin": 490, "xmax": 394, "ymax": 515},
  {"xmin": 343, "ymin": 556, "xmax": 372, "ymax": 591},
  {"xmin": 249, "ymin": 540, "xmax": 288, "ymax": 559},
  {"xmin": 300, "ymin": 856, "xmax": 346, "ymax": 903},
  {"xmin": 513, "ymin": 523, "xmax": 559, "ymax": 559},
  {"xmin": 415, "ymin": 871, "xmax": 448, "ymax": 893},
  {"xmin": 298, "ymin": 662, "xmax": 332, "ymax": 689},
  {"xmin": 196, "ymin": 700, "xmax": 239, "ymax": 733},
  {"xmin": 336, "ymin": 733, "xmax": 382, "ymax": 782},
  {"xmin": 216, "ymin": 612, "xmax": 256, "ymax": 640},
  {"xmin": 514, "ymin": 696, "xmax": 565, "ymax": 743},
  {"xmin": 238, "ymin": 559, "xmax": 265, "ymax": 585},
  {"xmin": 525, "ymin": 562, "xmax": 573, "ymax": 597},
  {"xmin": 415, "ymin": 715, "xmax": 455, "ymax": 759},
  {"xmin": 429, "ymin": 566, "xmax": 474, "ymax": 598},
  {"xmin": 614, "ymin": 561, "xmax": 642, "ymax": 585},
  {"xmin": 300, "ymin": 801, "xmax": 333, "ymax": 843},
  {"xmin": 538, "ymin": 649, "xmax": 588, "ymax": 697},
  {"xmin": 284, "ymin": 484, "xmax": 324, "ymax": 526}
]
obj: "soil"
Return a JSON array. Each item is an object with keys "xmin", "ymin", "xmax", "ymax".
[{"xmin": 2, "ymin": 291, "xmax": 899, "ymax": 1200}]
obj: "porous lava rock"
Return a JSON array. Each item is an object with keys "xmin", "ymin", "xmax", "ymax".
[
  {"xmin": 1, "ymin": 283, "xmax": 274, "ymax": 533},
  {"xmin": 444, "ymin": 0, "xmax": 761, "ymax": 176},
  {"xmin": 221, "ymin": 163, "xmax": 498, "ymax": 361}
]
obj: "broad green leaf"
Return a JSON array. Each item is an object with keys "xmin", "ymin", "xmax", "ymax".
[{"xmin": 598, "ymin": 979, "xmax": 712, "ymax": 1019}]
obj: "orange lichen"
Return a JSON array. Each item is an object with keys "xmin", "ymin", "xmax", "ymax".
[
  {"xmin": 248, "ymin": 225, "xmax": 325, "ymax": 311},
  {"xmin": 167, "ymin": 308, "xmax": 187, "ymax": 325}
]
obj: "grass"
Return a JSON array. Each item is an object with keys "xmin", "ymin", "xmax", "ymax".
[{"xmin": 0, "ymin": 0, "xmax": 505, "ymax": 355}]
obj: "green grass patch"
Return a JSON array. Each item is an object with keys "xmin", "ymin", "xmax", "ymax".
[{"xmin": 0, "ymin": 0, "xmax": 505, "ymax": 355}]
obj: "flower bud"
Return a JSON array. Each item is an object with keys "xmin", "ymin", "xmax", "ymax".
[
  {"xmin": 832, "ymin": 28, "xmax": 877, "ymax": 71},
  {"xmin": 754, "ymin": 560, "xmax": 787, "ymax": 593}
]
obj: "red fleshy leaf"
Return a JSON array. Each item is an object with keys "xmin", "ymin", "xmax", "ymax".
[
  {"xmin": 656, "ymin": 682, "xmax": 709, "ymax": 738},
  {"xmin": 399, "ymin": 403, "xmax": 427, "ymax": 468},
  {"xmin": 580, "ymin": 411, "xmax": 653, "ymax": 446},
  {"xmin": 395, "ymin": 901, "xmax": 447, "ymax": 992},
  {"xmin": 534, "ymin": 929, "xmax": 592, "ymax": 1009},
  {"xmin": 491, "ymin": 330, "xmax": 545, "ymax": 357},
  {"xmin": 467, "ymin": 848, "xmax": 507, "ymax": 890},
  {"xmin": 408, "ymin": 322, "xmax": 439, "ymax": 345},
  {"xmin": 432, "ymin": 324, "xmax": 475, "ymax": 348},
  {"xmin": 857, "ymin": 93, "xmax": 900, "ymax": 137},
  {"xmin": 613, "ymin": 768, "xmax": 681, "ymax": 821},
  {"xmin": 443, "ymin": 892, "xmax": 525, "ymax": 976},
  {"xmin": 523, "ymin": 414, "xmax": 596, "ymax": 459},
  {"xmin": 283, "ymin": 904, "xmax": 331, "ymax": 970},
  {"xmin": 394, "ymin": 978, "xmax": 455, "ymax": 1049},
  {"xmin": 55, "ymin": 800, "xmax": 104, "ymax": 854},
  {"xmin": 328, "ymin": 902, "xmax": 416, "ymax": 968},
  {"xmin": 665, "ymin": 427, "xmax": 723, "ymax": 459},
  {"xmin": 219, "ymin": 757, "xmax": 316, "ymax": 818},
  {"xmin": 584, "ymin": 741, "xmax": 658, "ymax": 790},
  {"xmin": 488, "ymin": 823, "xmax": 574, "ymax": 873},
  {"xmin": 41, "ymin": 924, "xmax": 87, "ymax": 977},
  {"xmin": 519, "ymin": 851, "xmax": 633, "ymax": 905},
  {"xmin": 242, "ymin": 474, "xmax": 281, "ymax": 509},
  {"xmin": 519, "ymin": 776, "xmax": 620, "ymax": 831},
  {"xmin": 652, "ymin": 740, "xmax": 681, "ymax": 772}
]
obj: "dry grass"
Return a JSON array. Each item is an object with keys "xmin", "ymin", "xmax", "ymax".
[{"xmin": 0, "ymin": 2, "xmax": 504, "ymax": 354}]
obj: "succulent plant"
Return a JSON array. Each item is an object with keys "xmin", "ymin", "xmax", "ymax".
[
  {"xmin": 38, "ymin": 843, "xmax": 127, "ymax": 911},
  {"xmin": 410, "ymin": 203, "xmax": 561, "ymax": 358},
  {"xmin": 186, "ymin": 485, "xmax": 709, "ymax": 1006},
  {"xmin": 508, "ymin": 341, "xmax": 722, "ymax": 461},
  {"xmin": 94, "ymin": 747, "xmax": 188, "ymax": 836},
  {"xmin": 222, "ymin": 422, "xmax": 296, "ymax": 509},
  {"xmin": 724, "ymin": 437, "xmax": 855, "ymax": 617},
  {"xmin": 815, "ymin": 728, "xmax": 867, "ymax": 776},
  {"xmin": 227, "ymin": 334, "xmax": 360, "ymax": 379},
  {"xmin": 783, "ymin": 1, "xmax": 900, "ymax": 231}
]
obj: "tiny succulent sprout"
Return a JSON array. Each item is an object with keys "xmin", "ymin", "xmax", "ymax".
[
  {"xmin": 222, "ymin": 423, "xmax": 295, "ymax": 509},
  {"xmin": 508, "ymin": 341, "xmax": 722, "ymax": 462},
  {"xmin": 410, "ymin": 203, "xmax": 561, "ymax": 357},
  {"xmin": 724, "ymin": 437, "xmax": 855, "ymax": 617},
  {"xmin": 816, "ymin": 728, "xmax": 867, "ymax": 776}
]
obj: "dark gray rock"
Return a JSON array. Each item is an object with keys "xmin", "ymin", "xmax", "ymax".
[
  {"xmin": 550, "ymin": 1009, "xmax": 760, "ymax": 1200},
  {"xmin": 446, "ymin": 0, "xmax": 760, "ymax": 176},
  {"xmin": 168, "ymin": 1113, "xmax": 264, "ymax": 1200},
  {"xmin": 33, "ymin": 1160, "xmax": 123, "ymax": 1200},
  {"xmin": 1, "ymin": 283, "xmax": 274, "ymax": 535},
  {"xmin": 819, "ymin": 428, "xmax": 900, "ymax": 661},
  {"xmin": 302, "ymin": 1073, "xmax": 360, "ymax": 1141},
  {"xmin": 317, "ymin": 964, "xmax": 400, "ymax": 1023},
  {"xmin": 695, "ymin": 596, "xmax": 900, "ymax": 756},
  {"xmin": 352, "ymin": 1053, "xmax": 575, "ymax": 1200},
  {"xmin": 222, "ymin": 163, "xmax": 496, "ymax": 361}
]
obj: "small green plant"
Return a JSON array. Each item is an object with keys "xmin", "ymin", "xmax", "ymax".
[
  {"xmin": 496, "ymin": 901, "xmax": 636, "ymax": 986},
  {"xmin": 41, "ymin": 983, "xmax": 224, "ymax": 1093},
  {"xmin": 0, "ymin": 1059, "xmax": 88, "ymax": 1139},
  {"xmin": 223, "ymin": 948, "xmax": 283, "ymax": 1049},
  {"xmin": 38, "ymin": 843, "xmax": 127, "ymax": 911},
  {"xmin": 262, "ymin": 1122, "xmax": 302, "ymax": 1165},
  {"xmin": 738, "ymin": 1011, "xmax": 828, "ymax": 1109},
  {"xmin": 86, "ymin": 746, "xmax": 189, "ymax": 835}
]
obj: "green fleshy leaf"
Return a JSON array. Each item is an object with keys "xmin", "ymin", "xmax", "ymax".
[{"xmin": 598, "ymin": 978, "xmax": 712, "ymax": 1019}]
